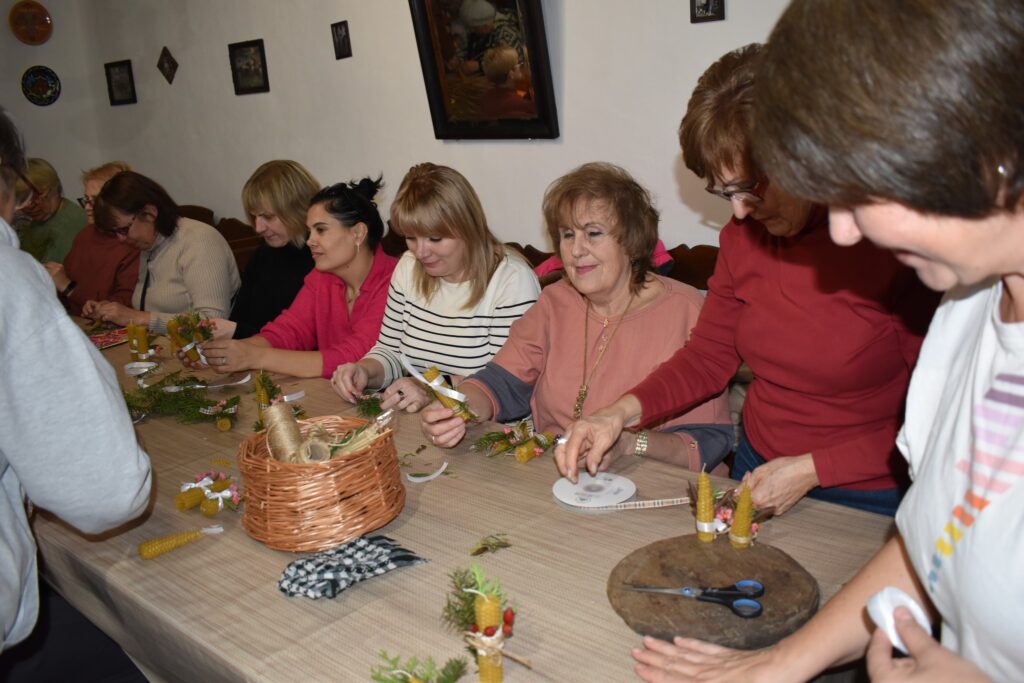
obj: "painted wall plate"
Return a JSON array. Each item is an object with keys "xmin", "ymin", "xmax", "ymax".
[
  {"xmin": 21, "ymin": 65, "xmax": 60, "ymax": 106},
  {"xmin": 9, "ymin": 0, "xmax": 52, "ymax": 45}
]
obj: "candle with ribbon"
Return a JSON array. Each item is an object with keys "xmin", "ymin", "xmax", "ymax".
[
  {"xmin": 399, "ymin": 355, "xmax": 477, "ymax": 421},
  {"xmin": 166, "ymin": 312, "xmax": 212, "ymax": 364},
  {"xmin": 729, "ymin": 483, "xmax": 754, "ymax": 549},
  {"xmin": 696, "ymin": 470, "xmax": 715, "ymax": 542}
]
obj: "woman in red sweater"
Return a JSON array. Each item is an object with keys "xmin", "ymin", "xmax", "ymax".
[
  {"xmin": 196, "ymin": 178, "xmax": 398, "ymax": 379},
  {"xmin": 555, "ymin": 44, "xmax": 938, "ymax": 516}
]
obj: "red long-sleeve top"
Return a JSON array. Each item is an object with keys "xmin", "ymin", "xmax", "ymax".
[
  {"xmin": 631, "ymin": 209, "xmax": 938, "ymax": 490},
  {"xmin": 61, "ymin": 224, "xmax": 140, "ymax": 316},
  {"xmin": 259, "ymin": 246, "xmax": 398, "ymax": 378}
]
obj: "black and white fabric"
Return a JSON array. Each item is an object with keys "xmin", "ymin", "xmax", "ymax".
[{"xmin": 278, "ymin": 535, "xmax": 425, "ymax": 599}]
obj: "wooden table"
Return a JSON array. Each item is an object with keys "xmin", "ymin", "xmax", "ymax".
[{"xmin": 34, "ymin": 343, "xmax": 893, "ymax": 682}]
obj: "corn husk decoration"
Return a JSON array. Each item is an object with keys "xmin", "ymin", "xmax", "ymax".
[
  {"xmin": 138, "ymin": 525, "xmax": 223, "ymax": 560},
  {"xmin": 262, "ymin": 401, "xmax": 395, "ymax": 464}
]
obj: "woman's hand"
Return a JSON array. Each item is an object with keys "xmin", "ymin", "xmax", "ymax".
[
  {"xmin": 632, "ymin": 635, "xmax": 787, "ymax": 683},
  {"xmin": 866, "ymin": 608, "xmax": 989, "ymax": 683},
  {"xmin": 44, "ymin": 261, "xmax": 71, "ymax": 292},
  {"xmin": 199, "ymin": 339, "xmax": 261, "ymax": 374},
  {"xmin": 380, "ymin": 377, "xmax": 432, "ymax": 413},
  {"xmin": 208, "ymin": 318, "xmax": 236, "ymax": 341},
  {"xmin": 420, "ymin": 403, "xmax": 466, "ymax": 447},
  {"xmin": 331, "ymin": 363, "xmax": 369, "ymax": 402},
  {"xmin": 82, "ymin": 300, "xmax": 141, "ymax": 326},
  {"xmin": 555, "ymin": 411, "xmax": 626, "ymax": 482},
  {"xmin": 743, "ymin": 453, "xmax": 819, "ymax": 515}
]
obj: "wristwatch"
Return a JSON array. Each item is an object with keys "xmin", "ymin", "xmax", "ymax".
[
  {"xmin": 633, "ymin": 430, "xmax": 649, "ymax": 458},
  {"xmin": 61, "ymin": 280, "xmax": 77, "ymax": 298}
]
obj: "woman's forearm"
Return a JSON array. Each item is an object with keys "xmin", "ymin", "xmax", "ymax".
[{"xmin": 248, "ymin": 347, "xmax": 325, "ymax": 379}]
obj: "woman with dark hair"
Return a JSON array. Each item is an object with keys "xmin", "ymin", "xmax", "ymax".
[
  {"xmin": 421, "ymin": 163, "xmax": 732, "ymax": 468},
  {"xmin": 196, "ymin": 177, "xmax": 398, "ymax": 379},
  {"xmin": 556, "ymin": 44, "xmax": 938, "ymax": 517},
  {"xmin": 330, "ymin": 163, "xmax": 539, "ymax": 413},
  {"xmin": 211, "ymin": 160, "xmax": 319, "ymax": 340},
  {"xmin": 82, "ymin": 171, "xmax": 239, "ymax": 331},
  {"xmin": 631, "ymin": 1, "xmax": 1024, "ymax": 681}
]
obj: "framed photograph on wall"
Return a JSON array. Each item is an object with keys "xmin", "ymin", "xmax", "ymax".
[
  {"xmin": 104, "ymin": 59, "xmax": 137, "ymax": 106},
  {"xmin": 331, "ymin": 20, "xmax": 352, "ymax": 59},
  {"xmin": 691, "ymin": 0, "xmax": 725, "ymax": 23},
  {"xmin": 228, "ymin": 39, "xmax": 270, "ymax": 95},
  {"xmin": 408, "ymin": 0, "xmax": 559, "ymax": 140}
]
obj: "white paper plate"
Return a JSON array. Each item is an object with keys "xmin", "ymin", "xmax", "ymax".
[{"xmin": 552, "ymin": 472, "xmax": 637, "ymax": 509}]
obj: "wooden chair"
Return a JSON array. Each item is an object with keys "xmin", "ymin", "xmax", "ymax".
[
  {"xmin": 178, "ymin": 204, "xmax": 215, "ymax": 226},
  {"xmin": 665, "ymin": 243, "xmax": 719, "ymax": 290},
  {"xmin": 380, "ymin": 223, "xmax": 408, "ymax": 258},
  {"xmin": 215, "ymin": 217, "xmax": 261, "ymax": 272}
]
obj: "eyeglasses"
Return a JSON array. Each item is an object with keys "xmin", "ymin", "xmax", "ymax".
[
  {"xmin": 102, "ymin": 212, "xmax": 141, "ymax": 237},
  {"xmin": 77, "ymin": 195, "xmax": 95, "ymax": 209},
  {"xmin": 705, "ymin": 177, "xmax": 769, "ymax": 205}
]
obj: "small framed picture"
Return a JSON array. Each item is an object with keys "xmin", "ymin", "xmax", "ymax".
[
  {"xmin": 331, "ymin": 20, "xmax": 352, "ymax": 60},
  {"xmin": 690, "ymin": 0, "xmax": 725, "ymax": 23},
  {"xmin": 104, "ymin": 59, "xmax": 137, "ymax": 106},
  {"xmin": 228, "ymin": 39, "xmax": 269, "ymax": 95}
]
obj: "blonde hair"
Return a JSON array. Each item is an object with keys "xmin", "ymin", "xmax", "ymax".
[
  {"xmin": 390, "ymin": 163, "xmax": 505, "ymax": 308},
  {"xmin": 23, "ymin": 158, "xmax": 61, "ymax": 196},
  {"xmin": 242, "ymin": 160, "xmax": 321, "ymax": 247},
  {"xmin": 82, "ymin": 161, "xmax": 132, "ymax": 186}
]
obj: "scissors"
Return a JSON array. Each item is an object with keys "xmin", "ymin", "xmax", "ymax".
[{"xmin": 624, "ymin": 578, "xmax": 764, "ymax": 618}]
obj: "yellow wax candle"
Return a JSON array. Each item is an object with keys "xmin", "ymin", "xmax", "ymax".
[
  {"xmin": 166, "ymin": 318, "xmax": 200, "ymax": 361},
  {"xmin": 422, "ymin": 366, "xmax": 475, "ymax": 421},
  {"xmin": 127, "ymin": 322, "xmax": 139, "ymax": 361},
  {"xmin": 729, "ymin": 484, "xmax": 753, "ymax": 549},
  {"xmin": 474, "ymin": 594, "xmax": 503, "ymax": 683},
  {"xmin": 696, "ymin": 470, "xmax": 715, "ymax": 542}
]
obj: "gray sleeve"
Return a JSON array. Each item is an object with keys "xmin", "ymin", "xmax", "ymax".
[
  {"xmin": 470, "ymin": 362, "xmax": 533, "ymax": 423},
  {"xmin": 661, "ymin": 423, "xmax": 736, "ymax": 471}
]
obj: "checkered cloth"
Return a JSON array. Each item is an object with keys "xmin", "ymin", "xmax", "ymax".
[{"xmin": 278, "ymin": 535, "xmax": 425, "ymax": 599}]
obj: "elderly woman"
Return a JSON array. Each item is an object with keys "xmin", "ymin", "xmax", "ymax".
[
  {"xmin": 82, "ymin": 171, "xmax": 240, "ymax": 332},
  {"xmin": 556, "ymin": 44, "xmax": 938, "ymax": 517},
  {"xmin": 43, "ymin": 161, "xmax": 139, "ymax": 316},
  {"xmin": 633, "ymin": 2, "xmax": 1024, "ymax": 682},
  {"xmin": 422, "ymin": 163, "xmax": 733, "ymax": 466},
  {"xmin": 331, "ymin": 162, "xmax": 539, "ymax": 412},
  {"xmin": 13, "ymin": 158, "xmax": 86, "ymax": 262},
  {"xmin": 210, "ymin": 160, "xmax": 318, "ymax": 340},
  {"xmin": 195, "ymin": 178, "xmax": 398, "ymax": 379}
]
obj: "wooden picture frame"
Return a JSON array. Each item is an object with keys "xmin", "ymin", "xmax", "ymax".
[
  {"xmin": 690, "ymin": 0, "xmax": 725, "ymax": 23},
  {"xmin": 228, "ymin": 39, "xmax": 270, "ymax": 95},
  {"xmin": 104, "ymin": 59, "xmax": 137, "ymax": 106},
  {"xmin": 408, "ymin": 0, "xmax": 559, "ymax": 140}
]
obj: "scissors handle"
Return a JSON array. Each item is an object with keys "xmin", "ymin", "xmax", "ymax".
[
  {"xmin": 696, "ymin": 594, "xmax": 763, "ymax": 618},
  {"xmin": 706, "ymin": 579, "xmax": 764, "ymax": 599}
]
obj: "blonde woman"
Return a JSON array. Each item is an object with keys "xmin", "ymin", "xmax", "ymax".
[
  {"xmin": 213, "ymin": 160, "xmax": 319, "ymax": 340},
  {"xmin": 331, "ymin": 162, "xmax": 540, "ymax": 413}
]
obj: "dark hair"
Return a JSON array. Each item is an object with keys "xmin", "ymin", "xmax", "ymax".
[
  {"xmin": 754, "ymin": 0, "xmax": 1023, "ymax": 217},
  {"xmin": 0, "ymin": 107, "xmax": 27, "ymax": 201},
  {"xmin": 94, "ymin": 171, "xmax": 180, "ymax": 235},
  {"xmin": 542, "ymin": 162, "xmax": 659, "ymax": 294},
  {"xmin": 309, "ymin": 176, "xmax": 385, "ymax": 249},
  {"xmin": 679, "ymin": 43, "xmax": 762, "ymax": 183}
]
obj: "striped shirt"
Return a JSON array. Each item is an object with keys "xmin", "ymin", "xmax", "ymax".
[{"xmin": 365, "ymin": 249, "xmax": 539, "ymax": 387}]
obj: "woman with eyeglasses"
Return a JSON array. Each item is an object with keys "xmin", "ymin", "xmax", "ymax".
[
  {"xmin": 42, "ymin": 161, "xmax": 139, "ymax": 316},
  {"xmin": 12, "ymin": 158, "xmax": 86, "ymax": 263},
  {"xmin": 82, "ymin": 171, "xmax": 240, "ymax": 332},
  {"xmin": 555, "ymin": 44, "xmax": 939, "ymax": 517}
]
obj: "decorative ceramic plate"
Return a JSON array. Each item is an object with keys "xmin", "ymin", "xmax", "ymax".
[
  {"xmin": 21, "ymin": 65, "xmax": 60, "ymax": 106},
  {"xmin": 9, "ymin": 0, "xmax": 52, "ymax": 45}
]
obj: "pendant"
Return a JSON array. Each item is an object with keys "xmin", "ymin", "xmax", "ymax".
[{"xmin": 574, "ymin": 384, "xmax": 588, "ymax": 420}]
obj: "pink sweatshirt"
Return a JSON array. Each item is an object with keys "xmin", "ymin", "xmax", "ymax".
[{"xmin": 259, "ymin": 246, "xmax": 398, "ymax": 378}]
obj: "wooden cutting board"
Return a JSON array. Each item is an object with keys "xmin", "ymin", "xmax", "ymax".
[{"xmin": 607, "ymin": 534, "xmax": 819, "ymax": 650}]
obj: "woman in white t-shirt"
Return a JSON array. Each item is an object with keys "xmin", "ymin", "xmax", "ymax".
[
  {"xmin": 629, "ymin": 2, "xmax": 1024, "ymax": 682},
  {"xmin": 331, "ymin": 163, "xmax": 539, "ymax": 412}
]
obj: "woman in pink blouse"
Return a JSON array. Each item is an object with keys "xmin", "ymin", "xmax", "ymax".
[
  {"xmin": 197, "ymin": 178, "xmax": 398, "ymax": 379},
  {"xmin": 421, "ymin": 163, "xmax": 733, "ymax": 471}
]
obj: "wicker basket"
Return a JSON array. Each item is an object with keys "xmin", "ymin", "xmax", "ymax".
[{"xmin": 237, "ymin": 416, "xmax": 405, "ymax": 552}]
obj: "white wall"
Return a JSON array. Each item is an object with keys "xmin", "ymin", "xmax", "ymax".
[{"xmin": 1, "ymin": 0, "xmax": 789, "ymax": 248}]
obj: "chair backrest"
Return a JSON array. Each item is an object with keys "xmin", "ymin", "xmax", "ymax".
[
  {"xmin": 380, "ymin": 222, "xmax": 408, "ymax": 258},
  {"xmin": 178, "ymin": 204, "xmax": 215, "ymax": 226},
  {"xmin": 216, "ymin": 217, "xmax": 261, "ymax": 272},
  {"xmin": 665, "ymin": 243, "xmax": 719, "ymax": 290}
]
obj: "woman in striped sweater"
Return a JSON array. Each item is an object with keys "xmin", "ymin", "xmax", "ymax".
[{"xmin": 331, "ymin": 163, "xmax": 540, "ymax": 412}]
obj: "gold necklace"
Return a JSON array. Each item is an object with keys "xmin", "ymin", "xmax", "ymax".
[{"xmin": 574, "ymin": 294, "xmax": 636, "ymax": 420}]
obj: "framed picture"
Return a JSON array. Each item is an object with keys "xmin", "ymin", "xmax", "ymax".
[
  {"xmin": 104, "ymin": 60, "xmax": 137, "ymax": 106},
  {"xmin": 331, "ymin": 20, "xmax": 352, "ymax": 60},
  {"xmin": 690, "ymin": 0, "xmax": 725, "ymax": 23},
  {"xmin": 408, "ymin": 0, "xmax": 559, "ymax": 140},
  {"xmin": 228, "ymin": 39, "xmax": 269, "ymax": 95}
]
